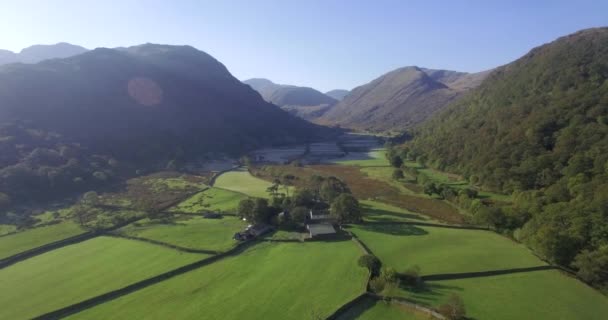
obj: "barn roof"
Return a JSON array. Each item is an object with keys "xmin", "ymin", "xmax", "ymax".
[{"xmin": 308, "ymin": 223, "xmax": 336, "ymax": 236}]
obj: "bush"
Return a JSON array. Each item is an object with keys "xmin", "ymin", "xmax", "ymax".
[
  {"xmin": 392, "ymin": 169, "xmax": 404, "ymax": 180},
  {"xmin": 358, "ymin": 254, "xmax": 381, "ymax": 274},
  {"xmin": 438, "ymin": 294, "xmax": 466, "ymax": 320}
]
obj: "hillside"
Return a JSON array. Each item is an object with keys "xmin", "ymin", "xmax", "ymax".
[
  {"xmin": 325, "ymin": 89, "xmax": 349, "ymax": 101},
  {"xmin": 319, "ymin": 67, "xmax": 488, "ymax": 131},
  {"xmin": 403, "ymin": 27, "xmax": 608, "ymax": 287},
  {"xmin": 243, "ymin": 78, "xmax": 337, "ymax": 120},
  {"xmin": 0, "ymin": 44, "xmax": 328, "ymax": 208},
  {"xmin": 0, "ymin": 43, "xmax": 87, "ymax": 65}
]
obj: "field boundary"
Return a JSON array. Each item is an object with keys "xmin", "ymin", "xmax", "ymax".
[
  {"xmin": 0, "ymin": 231, "xmax": 96, "ymax": 269},
  {"xmin": 325, "ymin": 293, "xmax": 446, "ymax": 320},
  {"xmin": 32, "ymin": 239, "xmax": 259, "ymax": 320},
  {"xmin": 421, "ymin": 265, "xmax": 557, "ymax": 281},
  {"xmin": 106, "ymin": 233, "xmax": 221, "ymax": 255},
  {"xmin": 363, "ymin": 220, "xmax": 488, "ymax": 231}
]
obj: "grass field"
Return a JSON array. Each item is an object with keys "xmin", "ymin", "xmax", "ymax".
[
  {"xmin": 334, "ymin": 149, "xmax": 387, "ymax": 166},
  {"xmin": 336, "ymin": 296, "xmax": 425, "ymax": 320},
  {"xmin": 0, "ymin": 221, "xmax": 85, "ymax": 260},
  {"xmin": 348, "ymin": 223, "xmax": 544, "ymax": 275},
  {"xmin": 214, "ymin": 168, "xmax": 276, "ymax": 198},
  {"xmin": 0, "ymin": 224, "xmax": 17, "ymax": 236},
  {"xmin": 401, "ymin": 270, "xmax": 608, "ymax": 320},
  {"xmin": 0, "ymin": 236, "xmax": 205, "ymax": 319},
  {"xmin": 171, "ymin": 187, "xmax": 247, "ymax": 213},
  {"xmin": 118, "ymin": 215, "xmax": 246, "ymax": 252},
  {"xmin": 360, "ymin": 200, "xmax": 433, "ymax": 223},
  {"xmin": 70, "ymin": 241, "xmax": 368, "ymax": 320}
]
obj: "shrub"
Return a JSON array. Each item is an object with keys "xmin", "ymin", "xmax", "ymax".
[
  {"xmin": 438, "ymin": 294, "xmax": 466, "ymax": 320},
  {"xmin": 358, "ymin": 254, "xmax": 381, "ymax": 274}
]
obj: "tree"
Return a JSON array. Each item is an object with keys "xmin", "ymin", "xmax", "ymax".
[
  {"xmin": 0, "ymin": 192, "xmax": 11, "ymax": 209},
  {"xmin": 252, "ymin": 198, "xmax": 271, "ymax": 223},
  {"xmin": 357, "ymin": 254, "xmax": 381, "ymax": 274},
  {"xmin": 572, "ymin": 246, "xmax": 608, "ymax": 287},
  {"xmin": 291, "ymin": 206, "xmax": 309, "ymax": 224},
  {"xmin": 389, "ymin": 154, "xmax": 403, "ymax": 168},
  {"xmin": 238, "ymin": 198, "xmax": 255, "ymax": 221},
  {"xmin": 392, "ymin": 169, "xmax": 404, "ymax": 180},
  {"xmin": 330, "ymin": 194, "xmax": 361, "ymax": 224},
  {"xmin": 319, "ymin": 177, "xmax": 350, "ymax": 202},
  {"xmin": 423, "ymin": 182, "xmax": 438, "ymax": 196},
  {"xmin": 438, "ymin": 294, "xmax": 466, "ymax": 320},
  {"xmin": 293, "ymin": 188, "xmax": 315, "ymax": 208}
]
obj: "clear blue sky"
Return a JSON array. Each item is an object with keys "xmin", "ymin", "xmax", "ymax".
[{"xmin": 1, "ymin": 0, "xmax": 606, "ymax": 91}]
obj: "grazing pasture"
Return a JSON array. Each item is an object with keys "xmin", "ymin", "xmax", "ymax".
[
  {"xmin": 0, "ymin": 236, "xmax": 204, "ymax": 319},
  {"xmin": 69, "ymin": 241, "xmax": 368, "ymax": 320},
  {"xmin": 336, "ymin": 296, "xmax": 425, "ymax": 320},
  {"xmin": 214, "ymin": 168, "xmax": 278, "ymax": 198},
  {"xmin": 402, "ymin": 270, "xmax": 608, "ymax": 320},
  {"xmin": 118, "ymin": 215, "xmax": 246, "ymax": 252},
  {"xmin": 170, "ymin": 187, "xmax": 246, "ymax": 213},
  {"xmin": 0, "ymin": 221, "xmax": 85, "ymax": 260},
  {"xmin": 348, "ymin": 223, "xmax": 544, "ymax": 275}
]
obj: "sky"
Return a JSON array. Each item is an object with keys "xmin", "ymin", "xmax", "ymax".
[{"xmin": 1, "ymin": 0, "xmax": 606, "ymax": 91}]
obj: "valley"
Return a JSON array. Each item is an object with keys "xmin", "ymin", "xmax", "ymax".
[{"xmin": 0, "ymin": 8, "xmax": 607, "ymax": 319}]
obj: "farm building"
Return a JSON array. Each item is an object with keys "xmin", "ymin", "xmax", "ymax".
[
  {"xmin": 307, "ymin": 223, "xmax": 336, "ymax": 238},
  {"xmin": 233, "ymin": 224, "xmax": 273, "ymax": 241}
]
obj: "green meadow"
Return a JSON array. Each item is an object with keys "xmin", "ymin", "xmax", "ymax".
[
  {"xmin": 0, "ymin": 221, "xmax": 85, "ymax": 260},
  {"xmin": 335, "ymin": 149, "xmax": 387, "ymax": 166},
  {"xmin": 0, "ymin": 236, "xmax": 205, "ymax": 319},
  {"xmin": 118, "ymin": 215, "xmax": 246, "ymax": 252},
  {"xmin": 402, "ymin": 270, "xmax": 608, "ymax": 320},
  {"xmin": 70, "ymin": 241, "xmax": 368, "ymax": 320},
  {"xmin": 348, "ymin": 223, "xmax": 544, "ymax": 275},
  {"xmin": 213, "ymin": 168, "xmax": 275, "ymax": 198},
  {"xmin": 171, "ymin": 187, "xmax": 246, "ymax": 213},
  {"xmin": 336, "ymin": 296, "xmax": 425, "ymax": 320}
]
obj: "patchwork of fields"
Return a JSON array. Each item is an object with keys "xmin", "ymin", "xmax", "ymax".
[
  {"xmin": 1, "ymin": 139, "xmax": 607, "ymax": 320},
  {"xmin": 0, "ymin": 237, "xmax": 205, "ymax": 319},
  {"xmin": 69, "ymin": 241, "xmax": 368, "ymax": 320}
]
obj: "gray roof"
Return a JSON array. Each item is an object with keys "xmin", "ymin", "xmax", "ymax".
[{"xmin": 308, "ymin": 223, "xmax": 336, "ymax": 236}]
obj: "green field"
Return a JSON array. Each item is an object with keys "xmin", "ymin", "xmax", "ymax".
[
  {"xmin": 348, "ymin": 223, "xmax": 544, "ymax": 275},
  {"xmin": 0, "ymin": 236, "xmax": 205, "ymax": 319},
  {"xmin": 70, "ymin": 241, "xmax": 368, "ymax": 320},
  {"xmin": 171, "ymin": 187, "xmax": 247, "ymax": 213},
  {"xmin": 213, "ymin": 168, "xmax": 275, "ymax": 198},
  {"xmin": 360, "ymin": 200, "xmax": 432, "ymax": 223},
  {"xmin": 402, "ymin": 270, "xmax": 608, "ymax": 320},
  {"xmin": 335, "ymin": 149, "xmax": 387, "ymax": 166},
  {"xmin": 118, "ymin": 215, "xmax": 246, "ymax": 252},
  {"xmin": 0, "ymin": 224, "xmax": 17, "ymax": 236},
  {"xmin": 336, "ymin": 297, "xmax": 425, "ymax": 320},
  {"xmin": 0, "ymin": 221, "xmax": 85, "ymax": 260}
]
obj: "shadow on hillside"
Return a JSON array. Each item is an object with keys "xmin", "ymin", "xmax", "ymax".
[
  {"xmin": 357, "ymin": 223, "xmax": 428, "ymax": 236},
  {"xmin": 362, "ymin": 204, "xmax": 426, "ymax": 222}
]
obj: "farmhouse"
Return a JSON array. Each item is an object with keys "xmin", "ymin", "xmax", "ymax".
[
  {"xmin": 233, "ymin": 224, "xmax": 273, "ymax": 241},
  {"xmin": 306, "ymin": 210, "xmax": 337, "ymax": 238}
]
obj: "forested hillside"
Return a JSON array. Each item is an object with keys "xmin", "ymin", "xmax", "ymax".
[
  {"xmin": 0, "ymin": 45, "xmax": 329, "ymax": 209},
  {"xmin": 402, "ymin": 28, "xmax": 608, "ymax": 290}
]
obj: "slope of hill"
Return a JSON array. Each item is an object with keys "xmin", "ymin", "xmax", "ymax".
[
  {"xmin": 320, "ymin": 67, "xmax": 488, "ymax": 131},
  {"xmin": 0, "ymin": 44, "xmax": 328, "ymax": 208},
  {"xmin": 325, "ymin": 89, "xmax": 349, "ymax": 101},
  {"xmin": 243, "ymin": 78, "xmax": 337, "ymax": 120},
  {"xmin": 0, "ymin": 43, "xmax": 88, "ymax": 65},
  {"xmin": 403, "ymin": 27, "xmax": 608, "ymax": 287}
]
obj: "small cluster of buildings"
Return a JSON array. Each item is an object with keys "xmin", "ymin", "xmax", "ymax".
[{"xmin": 232, "ymin": 210, "xmax": 338, "ymax": 242}]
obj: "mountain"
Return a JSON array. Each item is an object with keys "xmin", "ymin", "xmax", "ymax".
[
  {"xmin": 325, "ymin": 89, "xmax": 349, "ymax": 101},
  {"xmin": 319, "ymin": 67, "xmax": 488, "ymax": 131},
  {"xmin": 0, "ymin": 43, "xmax": 88, "ymax": 65},
  {"xmin": 403, "ymin": 28, "xmax": 608, "ymax": 285},
  {"xmin": 243, "ymin": 78, "xmax": 337, "ymax": 120},
  {"xmin": 0, "ymin": 44, "xmax": 329, "ymax": 205}
]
